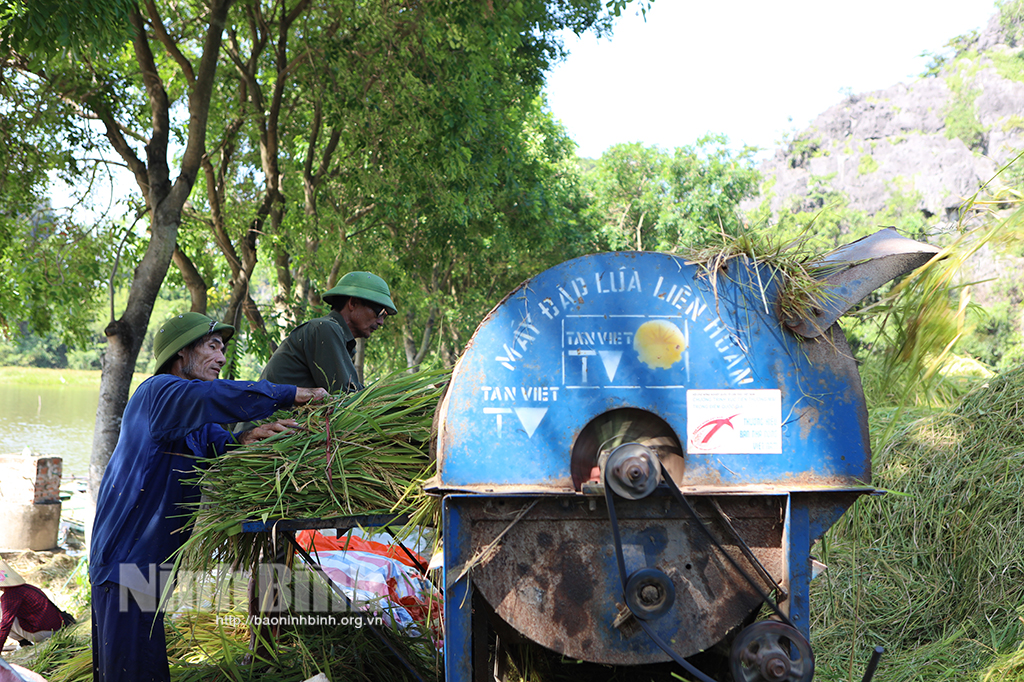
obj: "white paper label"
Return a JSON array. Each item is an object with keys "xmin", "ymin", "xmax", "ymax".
[{"xmin": 686, "ymin": 389, "xmax": 782, "ymax": 454}]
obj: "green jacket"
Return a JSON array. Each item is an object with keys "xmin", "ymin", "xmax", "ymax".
[{"xmin": 260, "ymin": 311, "xmax": 363, "ymax": 393}]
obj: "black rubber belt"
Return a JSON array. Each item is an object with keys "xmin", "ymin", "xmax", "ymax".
[
  {"xmin": 603, "ymin": 477, "xmax": 717, "ymax": 682},
  {"xmin": 658, "ymin": 469, "xmax": 794, "ymax": 628},
  {"xmin": 602, "ymin": 462, "xmax": 795, "ymax": 681}
]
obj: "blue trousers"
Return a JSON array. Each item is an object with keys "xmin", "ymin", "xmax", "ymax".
[{"xmin": 91, "ymin": 581, "xmax": 169, "ymax": 682}]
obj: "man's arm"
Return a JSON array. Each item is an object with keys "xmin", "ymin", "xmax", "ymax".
[
  {"xmin": 233, "ymin": 387, "xmax": 327, "ymax": 446},
  {"xmin": 147, "ymin": 377, "xmax": 323, "ymax": 440}
]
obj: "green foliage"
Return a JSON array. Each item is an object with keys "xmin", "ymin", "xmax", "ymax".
[
  {"xmin": 919, "ymin": 30, "xmax": 981, "ymax": 78},
  {"xmin": 999, "ymin": 0, "xmax": 1024, "ymax": 46},
  {"xmin": 958, "ymin": 300, "xmax": 1024, "ymax": 371},
  {"xmin": 581, "ymin": 135, "xmax": 760, "ymax": 253},
  {"xmin": 943, "ymin": 65, "xmax": 986, "ymax": 152},
  {"xmin": 0, "ymin": 329, "xmax": 100, "ymax": 370},
  {"xmin": 0, "ymin": 328, "xmax": 67, "ymax": 366},
  {"xmin": 875, "ymin": 178, "xmax": 929, "ymax": 239},
  {"xmin": 585, "ymin": 142, "xmax": 667, "ymax": 250},
  {"xmin": 991, "ymin": 48, "xmax": 1024, "ymax": 83},
  {"xmin": 0, "ymin": 0, "xmax": 133, "ymax": 56},
  {"xmin": 660, "ymin": 134, "xmax": 761, "ymax": 248},
  {"xmin": 1003, "ymin": 114, "xmax": 1024, "ymax": 132},
  {"xmin": 0, "ymin": 51, "xmax": 133, "ymax": 349},
  {"xmin": 0, "ymin": 210, "xmax": 107, "ymax": 346},
  {"xmin": 919, "ymin": 49, "xmax": 949, "ymax": 79},
  {"xmin": 192, "ymin": 0, "xmax": 628, "ymax": 371},
  {"xmin": 857, "ymin": 154, "xmax": 879, "ymax": 175},
  {"xmin": 785, "ymin": 134, "xmax": 823, "ymax": 168},
  {"xmin": 2, "ymin": 0, "xmax": 644, "ymax": 380}
]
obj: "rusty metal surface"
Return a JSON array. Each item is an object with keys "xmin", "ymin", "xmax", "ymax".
[{"xmin": 465, "ymin": 494, "xmax": 786, "ymax": 665}]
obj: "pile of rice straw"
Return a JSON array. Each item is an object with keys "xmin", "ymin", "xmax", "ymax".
[{"xmin": 811, "ymin": 368, "xmax": 1024, "ymax": 681}]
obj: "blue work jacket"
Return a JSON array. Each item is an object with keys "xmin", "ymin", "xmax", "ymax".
[{"xmin": 89, "ymin": 374, "xmax": 296, "ymax": 593}]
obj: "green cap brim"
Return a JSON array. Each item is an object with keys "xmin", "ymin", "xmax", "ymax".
[{"xmin": 154, "ymin": 318, "xmax": 234, "ymax": 371}]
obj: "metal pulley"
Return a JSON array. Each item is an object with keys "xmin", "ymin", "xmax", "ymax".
[
  {"xmin": 601, "ymin": 443, "xmax": 661, "ymax": 499},
  {"xmin": 572, "ymin": 408, "xmax": 683, "ymax": 492},
  {"xmin": 730, "ymin": 621, "xmax": 814, "ymax": 682},
  {"xmin": 624, "ymin": 567, "xmax": 675, "ymax": 619}
]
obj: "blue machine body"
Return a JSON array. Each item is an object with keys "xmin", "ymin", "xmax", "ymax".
[
  {"xmin": 429, "ymin": 247, "xmax": 922, "ymax": 679},
  {"xmin": 435, "ymin": 251, "xmax": 871, "ymax": 491}
]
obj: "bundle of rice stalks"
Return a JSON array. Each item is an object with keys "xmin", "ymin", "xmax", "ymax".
[
  {"xmin": 25, "ymin": 622, "xmax": 92, "ymax": 682},
  {"xmin": 177, "ymin": 368, "xmax": 448, "ymax": 571},
  {"xmin": 809, "ymin": 368, "xmax": 1024, "ymax": 681}
]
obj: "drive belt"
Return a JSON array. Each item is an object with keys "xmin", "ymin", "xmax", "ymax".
[{"xmin": 602, "ymin": 460, "xmax": 795, "ymax": 678}]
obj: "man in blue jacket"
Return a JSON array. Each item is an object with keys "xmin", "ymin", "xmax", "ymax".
[{"xmin": 89, "ymin": 312, "xmax": 327, "ymax": 682}]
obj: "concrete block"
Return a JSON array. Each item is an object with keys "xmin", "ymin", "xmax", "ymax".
[{"xmin": 0, "ymin": 502, "xmax": 61, "ymax": 551}]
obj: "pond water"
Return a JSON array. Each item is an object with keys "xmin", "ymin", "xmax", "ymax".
[{"xmin": 0, "ymin": 383, "xmax": 96, "ymax": 480}]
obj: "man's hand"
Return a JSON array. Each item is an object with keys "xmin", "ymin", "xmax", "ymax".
[
  {"xmin": 294, "ymin": 387, "xmax": 329, "ymax": 405},
  {"xmin": 238, "ymin": 418, "xmax": 301, "ymax": 445}
]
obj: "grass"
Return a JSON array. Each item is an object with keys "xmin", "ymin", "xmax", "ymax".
[
  {"xmin": 0, "ymin": 366, "xmax": 150, "ymax": 388},
  {"xmin": 30, "ymin": 608, "xmax": 439, "ymax": 682}
]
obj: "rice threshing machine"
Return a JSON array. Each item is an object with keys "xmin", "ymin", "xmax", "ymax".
[{"xmin": 429, "ymin": 229, "xmax": 939, "ymax": 681}]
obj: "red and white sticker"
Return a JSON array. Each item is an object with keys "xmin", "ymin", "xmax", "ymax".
[{"xmin": 686, "ymin": 389, "xmax": 782, "ymax": 454}]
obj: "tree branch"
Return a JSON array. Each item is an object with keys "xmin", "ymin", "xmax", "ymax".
[{"xmin": 143, "ymin": 0, "xmax": 196, "ymax": 83}]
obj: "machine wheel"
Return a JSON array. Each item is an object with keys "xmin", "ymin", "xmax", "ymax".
[
  {"xmin": 730, "ymin": 621, "xmax": 813, "ymax": 682},
  {"xmin": 625, "ymin": 568, "xmax": 675, "ymax": 620},
  {"xmin": 603, "ymin": 443, "xmax": 661, "ymax": 500}
]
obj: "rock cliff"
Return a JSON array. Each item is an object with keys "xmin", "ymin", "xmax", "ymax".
[{"xmin": 747, "ymin": 12, "xmax": 1024, "ymax": 224}]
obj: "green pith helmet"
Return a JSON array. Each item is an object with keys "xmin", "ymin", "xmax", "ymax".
[
  {"xmin": 153, "ymin": 312, "xmax": 234, "ymax": 372},
  {"xmin": 321, "ymin": 271, "xmax": 397, "ymax": 315}
]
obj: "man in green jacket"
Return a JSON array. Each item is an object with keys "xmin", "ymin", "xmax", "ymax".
[{"xmin": 260, "ymin": 271, "xmax": 397, "ymax": 393}]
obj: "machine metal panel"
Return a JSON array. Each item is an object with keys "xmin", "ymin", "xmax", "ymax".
[
  {"xmin": 436, "ymin": 251, "xmax": 871, "ymax": 492},
  {"xmin": 457, "ymin": 493, "xmax": 786, "ymax": 665}
]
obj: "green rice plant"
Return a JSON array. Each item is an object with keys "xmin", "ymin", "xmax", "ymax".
[
  {"xmin": 848, "ymin": 196, "xmax": 1024, "ymax": 440},
  {"xmin": 24, "ymin": 621, "xmax": 92, "ymax": 682},
  {"xmin": 37, "ymin": 609, "xmax": 439, "ymax": 682},
  {"xmin": 175, "ymin": 368, "xmax": 449, "ymax": 572},
  {"xmin": 684, "ymin": 221, "xmax": 842, "ymax": 326}
]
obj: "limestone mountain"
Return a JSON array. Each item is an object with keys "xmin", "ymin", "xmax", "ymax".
[{"xmin": 747, "ymin": 10, "xmax": 1024, "ymax": 224}]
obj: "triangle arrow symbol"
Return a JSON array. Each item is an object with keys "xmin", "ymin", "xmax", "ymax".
[
  {"xmin": 514, "ymin": 407, "xmax": 548, "ymax": 438},
  {"xmin": 598, "ymin": 350, "xmax": 623, "ymax": 382}
]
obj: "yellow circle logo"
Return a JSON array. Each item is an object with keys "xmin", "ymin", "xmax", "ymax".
[{"xmin": 634, "ymin": 319, "xmax": 686, "ymax": 369}]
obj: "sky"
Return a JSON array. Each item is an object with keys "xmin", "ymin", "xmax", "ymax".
[
  {"xmin": 543, "ymin": 0, "xmax": 1002, "ymax": 159},
  {"xmin": 51, "ymin": 1, "xmax": 1000, "ymax": 215}
]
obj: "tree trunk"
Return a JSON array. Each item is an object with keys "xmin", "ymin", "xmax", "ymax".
[
  {"xmin": 89, "ymin": 0, "xmax": 233, "ymax": 502},
  {"xmin": 173, "ymin": 244, "xmax": 209, "ymax": 312},
  {"xmin": 402, "ymin": 305, "xmax": 437, "ymax": 372},
  {"xmin": 90, "ymin": 202, "xmax": 184, "ymax": 496}
]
